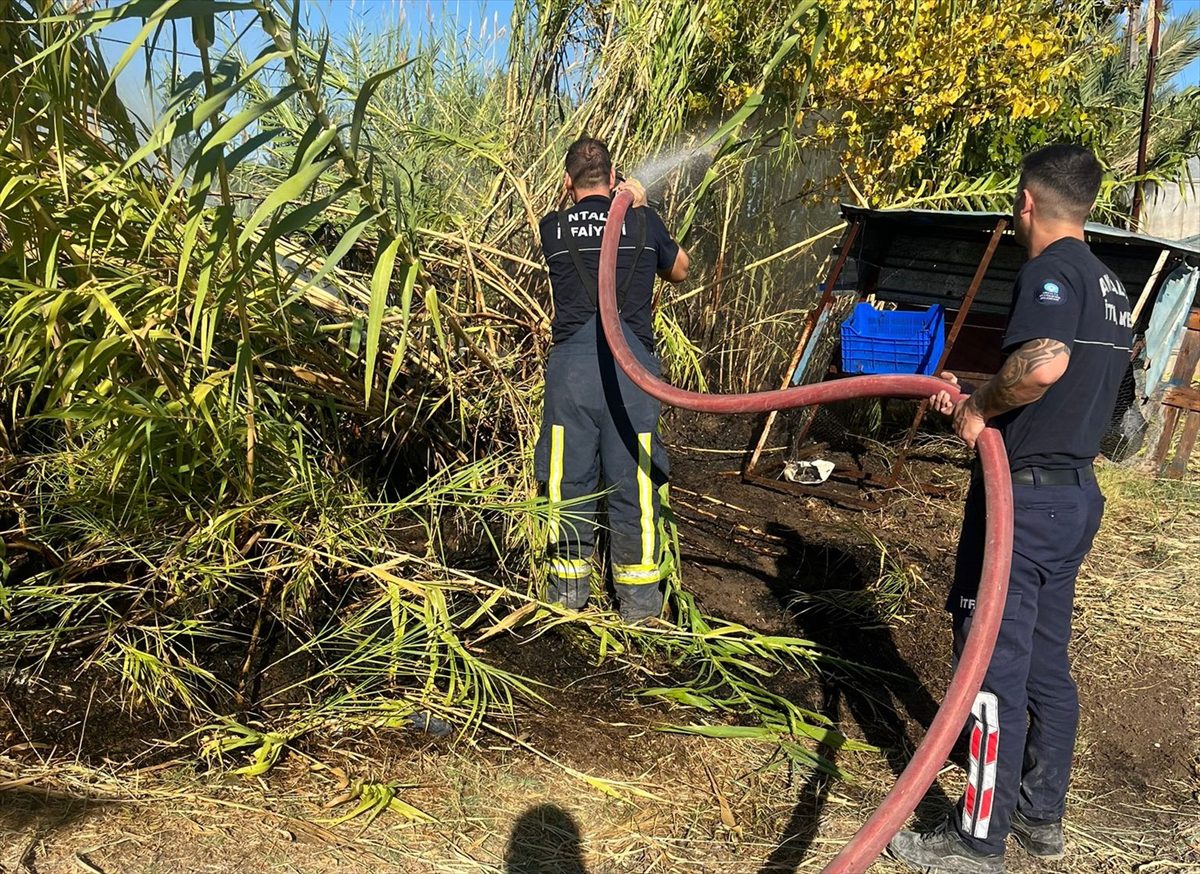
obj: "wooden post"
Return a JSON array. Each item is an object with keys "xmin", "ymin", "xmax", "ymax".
[
  {"xmin": 1129, "ymin": 247, "xmax": 1171, "ymax": 329},
  {"xmin": 886, "ymin": 217, "xmax": 1008, "ymax": 482},
  {"xmin": 744, "ymin": 219, "xmax": 861, "ymax": 476},
  {"xmin": 1131, "ymin": 0, "xmax": 1163, "ymax": 231},
  {"xmin": 1152, "ymin": 308, "xmax": 1200, "ymax": 475},
  {"xmin": 1167, "ymin": 412, "xmax": 1200, "ymax": 478}
]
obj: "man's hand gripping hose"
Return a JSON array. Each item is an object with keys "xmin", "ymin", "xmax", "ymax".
[{"xmin": 597, "ymin": 190, "xmax": 1015, "ymax": 873}]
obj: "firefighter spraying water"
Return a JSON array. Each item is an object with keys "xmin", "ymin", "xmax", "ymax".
[{"xmin": 534, "ymin": 138, "xmax": 690, "ymax": 621}]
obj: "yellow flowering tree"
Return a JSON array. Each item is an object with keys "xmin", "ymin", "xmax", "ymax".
[
  {"xmin": 689, "ymin": 0, "xmax": 1094, "ymax": 200},
  {"xmin": 818, "ymin": 0, "xmax": 1087, "ymax": 193}
]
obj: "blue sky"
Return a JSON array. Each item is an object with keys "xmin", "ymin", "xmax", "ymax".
[
  {"xmin": 314, "ymin": 0, "xmax": 514, "ymax": 36},
  {"xmin": 1185, "ymin": 58, "xmax": 1199, "ymax": 89},
  {"xmin": 1177, "ymin": 0, "xmax": 1200, "ymax": 87},
  {"xmin": 301, "ymin": 2, "xmax": 1200, "ymax": 93},
  {"xmin": 98, "ymin": 1, "xmax": 515, "ymax": 123},
  {"xmin": 98, "ymin": 0, "xmax": 1200, "ymax": 125}
]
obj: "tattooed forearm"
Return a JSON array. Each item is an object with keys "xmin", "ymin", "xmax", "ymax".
[{"xmin": 967, "ymin": 338, "xmax": 1070, "ymax": 419}]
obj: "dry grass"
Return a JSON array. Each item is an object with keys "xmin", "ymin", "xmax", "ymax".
[
  {"xmin": 1, "ymin": 735, "xmax": 1192, "ymax": 872},
  {"xmin": 1077, "ymin": 463, "xmax": 1200, "ymax": 658},
  {"xmin": 2, "ymin": 462, "xmax": 1198, "ymax": 873}
]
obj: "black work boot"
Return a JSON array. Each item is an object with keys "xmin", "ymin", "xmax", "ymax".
[
  {"xmin": 1010, "ymin": 810, "xmax": 1065, "ymax": 859},
  {"xmin": 888, "ymin": 818, "xmax": 1006, "ymax": 873},
  {"xmin": 547, "ymin": 576, "xmax": 589, "ymax": 610},
  {"xmin": 615, "ymin": 583, "xmax": 662, "ymax": 622}
]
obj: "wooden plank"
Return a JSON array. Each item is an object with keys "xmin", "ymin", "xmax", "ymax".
[
  {"xmin": 1153, "ymin": 312, "xmax": 1200, "ymax": 472},
  {"xmin": 744, "ymin": 220, "xmax": 861, "ymax": 476},
  {"xmin": 1167, "ymin": 325, "xmax": 1200, "ymax": 386},
  {"xmin": 1163, "ymin": 387, "xmax": 1200, "ymax": 414},
  {"xmin": 742, "ymin": 471, "xmax": 877, "ymax": 511},
  {"xmin": 854, "ymin": 471, "xmax": 957, "ymax": 497},
  {"xmin": 1153, "ymin": 405, "xmax": 1183, "ymax": 471},
  {"xmin": 941, "ymin": 218, "xmax": 1009, "ymax": 356},
  {"xmin": 887, "ymin": 217, "xmax": 1008, "ymax": 480},
  {"xmin": 1167, "ymin": 410, "xmax": 1200, "ymax": 479},
  {"xmin": 1128, "ymin": 248, "xmax": 1170, "ymax": 329},
  {"xmin": 930, "ymin": 370, "xmax": 994, "ymax": 384}
]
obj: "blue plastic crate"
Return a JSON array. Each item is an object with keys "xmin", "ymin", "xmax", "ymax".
[{"xmin": 839, "ymin": 303, "xmax": 946, "ymax": 376}]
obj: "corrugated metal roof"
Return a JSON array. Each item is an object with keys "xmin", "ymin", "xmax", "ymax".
[{"xmin": 839, "ymin": 204, "xmax": 1200, "ymax": 259}]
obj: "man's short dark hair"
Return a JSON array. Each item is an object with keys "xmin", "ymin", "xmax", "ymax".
[
  {"xmin": 565, "ymin": 137, "xmax": 612, "ymax": 188},
  {"xmin": 1019, "ymin": 144, "xmax": 1103, "ymax": 223}
]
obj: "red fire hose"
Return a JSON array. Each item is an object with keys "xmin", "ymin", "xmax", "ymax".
[{"xmin": 597, "ymin": 190, "xmax": 1014, "ymax": 873}]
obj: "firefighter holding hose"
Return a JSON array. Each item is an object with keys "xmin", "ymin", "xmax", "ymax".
[
  {"xmin": 533, "ymin": 137, "xmax": 690, "ymax": 621},
  {"xmin": 889, "ymin": 145, "xmax": 1133, "ymax": 871}
]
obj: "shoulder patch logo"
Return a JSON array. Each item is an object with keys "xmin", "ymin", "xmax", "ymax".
[{"xmin": 1038, "ymin": 280, "xmax": 1062, "ymax": 304}]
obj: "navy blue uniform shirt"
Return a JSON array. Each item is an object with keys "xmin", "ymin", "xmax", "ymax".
[
  {"xmin": 995, "ymin": 236, "xmax": 1133, "ymax": 469},
  {"xmin": 539, "ymin": 194, "xmax": 680, "ymax": 351}
]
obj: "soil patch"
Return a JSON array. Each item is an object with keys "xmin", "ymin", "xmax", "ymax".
[
  {"xmin": 664, "ymin": 432, "xmax": 1200, "ymax": 856},
  {"xmin": 1, "ymin": 423, "xmax": 1197, "ymax": 872}
]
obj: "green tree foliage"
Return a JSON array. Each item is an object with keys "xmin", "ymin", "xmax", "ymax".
[
  {"xmin": 1, "ymin": 0, "xmax": 1194, "ymax": 786},
  {"xmin": 1077, "ymin": 2, "xmax": 1200, "ymax": 178},
  {"xmin": 0, "ymin": 0, "xmax": 837, "ymax": 779}
]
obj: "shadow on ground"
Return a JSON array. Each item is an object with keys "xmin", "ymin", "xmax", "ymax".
[
  {"xmin": 0, "ymin": 788, "xmax": 107, "ymax": 872},
  {"xmin": 752, "ymin": 524, "xmax": 957, "ymax": 872},
  {"xmin": 505, "ymin": 803, "xmax": 588, "ymax": 874}
]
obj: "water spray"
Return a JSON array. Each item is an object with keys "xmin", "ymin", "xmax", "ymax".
[
  {"xmin": 598, "ymin": 189, "xmax": 1015, "ymax": 873},
  {"xmin": 628, "ymin": 142, "xmax": 715, "ymax": 188}
]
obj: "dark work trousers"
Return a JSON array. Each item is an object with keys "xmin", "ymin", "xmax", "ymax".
[
  {"xmin": 947, "ymin": 466, "xmax": 1105, "ymax": 855},
  {"xmin": 533, "ymin": 315, "xmax": 670, "ymax": 617}
]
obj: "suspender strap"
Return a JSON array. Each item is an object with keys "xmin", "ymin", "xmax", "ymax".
[
  {"xmin": 556, "ymin": 207, "xmax": 646, "ymax": 309},
  {"xmin": 556, "ymin": 209, "xmax": 595, "ymax": 302},
  {"xmin": 630, "ymin": 207, "xmax": 646, "ymax": 293}
]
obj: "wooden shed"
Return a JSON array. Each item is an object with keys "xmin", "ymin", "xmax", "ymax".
[{"xmin": 744, "ymin": 205, "xmax": 1200, "ymax": 504}]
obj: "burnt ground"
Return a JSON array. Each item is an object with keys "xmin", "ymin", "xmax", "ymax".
[
  {"xmin": 658, "ymin": 409, "xmax": 1200, "ymax": 870},
  {"xmin": 0, "ymin": 408, "xmax": 1198, "ymax": 872}
]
